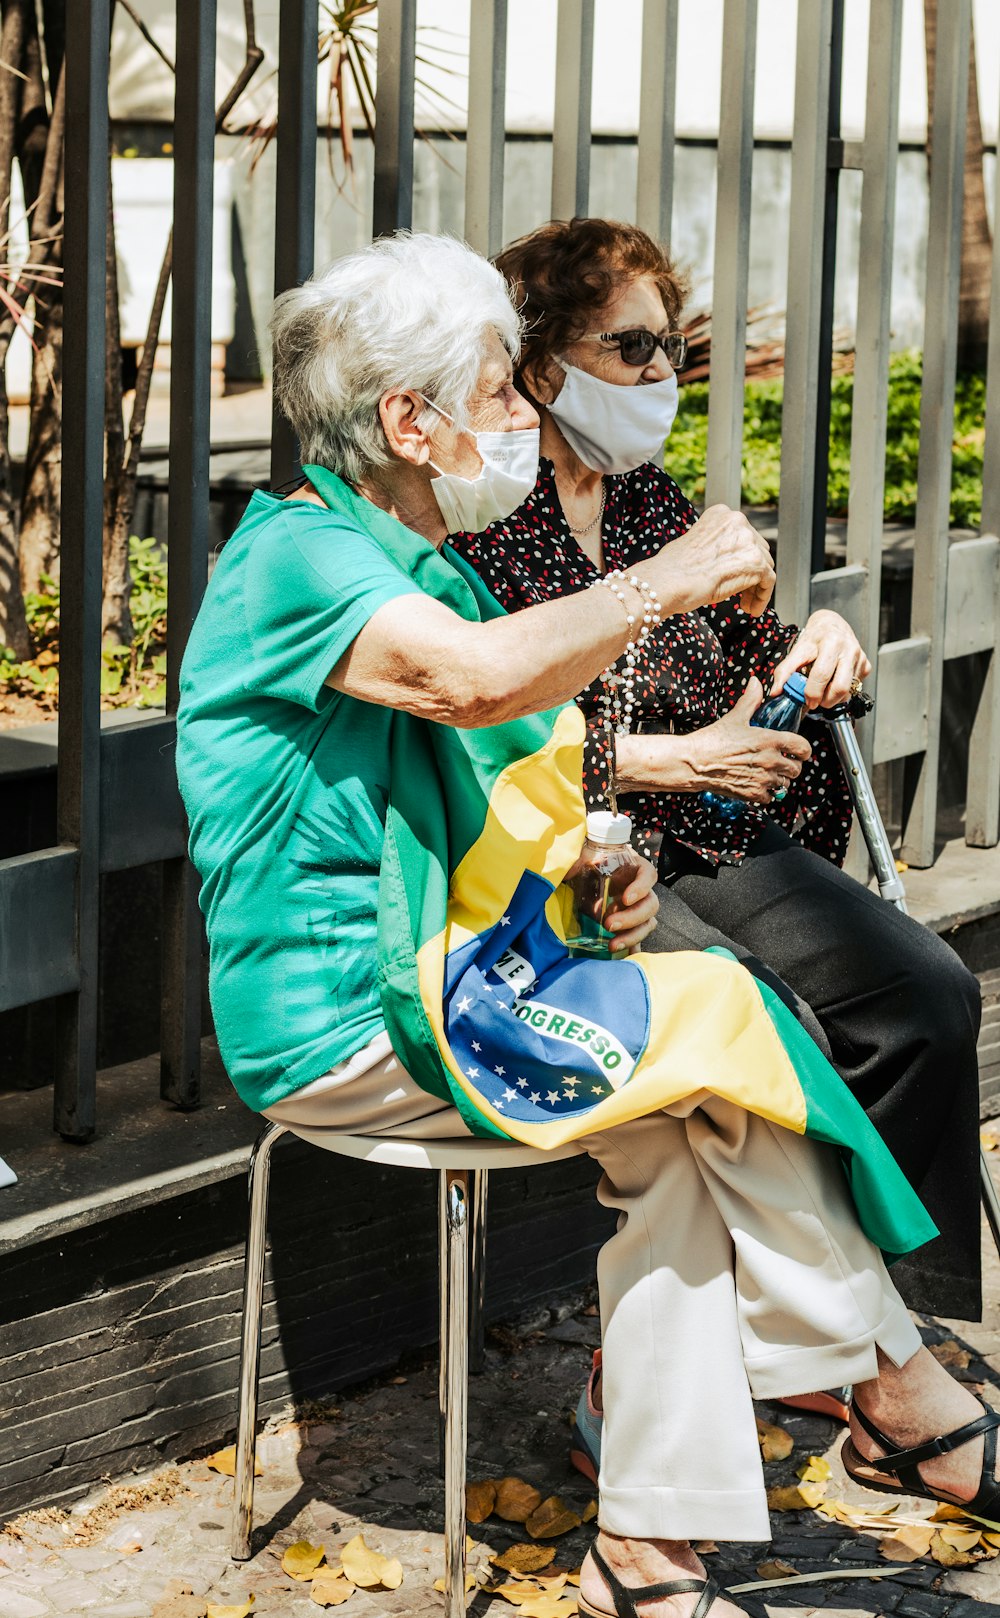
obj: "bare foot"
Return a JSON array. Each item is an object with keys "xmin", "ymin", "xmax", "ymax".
[
  {"xmin": 580, "ymin": 1534, "xmax": 745, "ymax": 1618},
  {"xmin": 849, "ymin": 1345, "xmax": 996, "ymax": 1505}
]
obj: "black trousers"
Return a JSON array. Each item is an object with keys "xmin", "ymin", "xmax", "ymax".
[{"xmin": 648, "ymin": 822, "xmax": 983, "ymax": 1321}]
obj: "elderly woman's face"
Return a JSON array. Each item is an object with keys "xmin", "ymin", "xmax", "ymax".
[
  {"xmin": 426, "ymin": 327, "xmax": 539, "ymax": 479},
  {"xmin": 552, "ymin": 274, "xmax": 675, "ymax": 396}
]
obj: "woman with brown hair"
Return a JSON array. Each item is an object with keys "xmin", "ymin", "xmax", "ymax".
[{"xmin": 450, "ymin": 215, "xmax": 982, "ymax": 1323}]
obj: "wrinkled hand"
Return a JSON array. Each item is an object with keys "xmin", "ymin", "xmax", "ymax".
[
  {"xmin": 647, "ymin": 504, "xmax": 775, "ymax": 619},
  {"xmin": 770, "ymin": 610, "xmax": 872, "ymax": 710},
  {"xmin": 601, "ymin": 854, "xmax": 659, "ymax": 954},
  {"xmin": 688, "ymin": 677, "xmax": 812, "ymax": 803}
]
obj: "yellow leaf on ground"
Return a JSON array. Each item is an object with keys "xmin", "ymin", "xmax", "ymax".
[
  {"xmin": 938, "ymin": 1526, "xmax": 982, "ymax": 1551},
  {"xmin": 755, "ymin": 1418, "xmax": 794, "ymax": 1462},
  {"xmin": 756, "ymin": 1559, "xmax": 796, "ymax": 1580},
  {"xmin": 879, "ymin": 1525, "xmax": 935, "ymax": 1562},
  {"xmin": 928, "ymin": 1339, "xmax": 972, "ymax": 1370},
  {"xmin": 311, "ymin": 1571, "xmax": 356, "ymax": 1607},
  {"xmin": 526, "ymin": 1496, "xmax": 583, "ymax": 1539},
  {"xmin": 983, "ymin": 1531, "xmax": 1000, "ymax": 1547},
  {"xmin": 796, "ymin": 1456, "xmax": 832, "ymax": 1484},
  {"xmin": 815, "ymin": 1500, "xmax": 859, "ymax": 1524},
  {"xmin": 981, "ymin": 1132, "xmax": 999, "ymax": 1152},
  {"xmin": 340, "ymin": 1533, "xmax": 404, "ymax": 1590},
  {"xmin": 433, "ymin": 1573, "xmax": 478, "ymax": 1594},
  {"xmin": 467, "ymin": 1479, "xmax": 497, "ymax": 1524},
  {"xmin": 766, "ymin": 1482, "xmax": 827, "ymax": 1511},
  {"xmin": 493, "ymin": 1544, "xmax": 558, "ymax": 1574},
  {"xmin": 930, "ymin": 1531, "xmax": 978, "ymax": 1568},
  {"xmin": 495, "ymin": 1478, "xmax": 545, "ymax": 1523},
  {"xmin": 930, "ymin": 1502, "xmax": 973, "ymax": 1522},
  {"xmin": 492, "ymin": 1585, "xmax": 578, "ymax": 1616},
  {"xmin": 206, "ymin": 1603, "xmax": 255, "ymax": 1618},
  {"xmin": 282, "ymin": 1541, "xmax": 326, "ymax": 1581},
  {"xmin": 582, "ymin": 1499, "xmax": 598, "ymax": 1523},
  {"xmin": 694, "ymin": 1541, "xmax": 719, "ymax": 1555},
  {"xmin": 205, "ymin": 1446, "xmax": 262, "ymax": 1478}
]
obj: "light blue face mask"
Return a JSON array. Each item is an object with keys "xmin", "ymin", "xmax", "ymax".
[{"xmin": 547, "ymin": 360, "xmax": 679, "ymax": 475}]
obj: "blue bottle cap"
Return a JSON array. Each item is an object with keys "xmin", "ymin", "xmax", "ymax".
[{"xmin": 783, "ymin": 671, "xmax": 808, "ymax": 703}]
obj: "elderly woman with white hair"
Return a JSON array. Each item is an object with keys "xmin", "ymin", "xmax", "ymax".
[{"xmin": 176, "ymin": 233, "xmax": 1000, "ymax": 1618}]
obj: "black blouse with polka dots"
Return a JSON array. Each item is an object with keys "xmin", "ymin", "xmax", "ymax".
[{"xmin": 449, "ymin": 457, "xmax": 852, "ymax": 869}]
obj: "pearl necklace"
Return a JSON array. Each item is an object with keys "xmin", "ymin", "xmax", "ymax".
[{"xmin": 594, "ymin": 571, "xmax": 663, "ymax": 813}]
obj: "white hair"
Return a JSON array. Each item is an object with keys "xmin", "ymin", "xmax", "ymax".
[{"xmin": 269, "ymin": 231, "xmax": 522, "ymax": 486}]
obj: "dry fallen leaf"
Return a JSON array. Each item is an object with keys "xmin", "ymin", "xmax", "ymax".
[
  {"xmin": 340, "ymin": 1533, "xmax": 403, "ymax": 1590},
  {"xmin": 796, "ymin": 1456, "xmax": 832, "ymax": 1484},
  {"xmin": 929, "ymin": 1339, "xmax": 972, "ymax": 1370},
  {"xmin": 766, "ymin": 1481, "xmax": 827, "ymax": 1511},
  {"xmin": 491, "ymin": 1584, "xmax": 578, "ymax": 1616},
  {"xmin": 815, "ymin": 1499, "xmax": 859, "ymax": 1524},
  {"xmin": 206, "ymin": 1603, "xmax": 255, "ymax": 1618},
  {"xmin": 582, "ymin": 1500, "xmax": 598, "ymax": 1524},
  {"xmin": 879, "ymin": 1524, "xmax": 935, "ymax": 1562},
  {"xmin": 756, "ymin": 1559, "xmax": 796, "ymax": 1580},
  {"xmin": 526, "ymin": 1496, "xmax": 583, "ymax": 1539},
  {"xmin": 938, "ymin": 1525, "xmax": 982, "ymax": 1551},
  {"xmin": 694, "ymin": 1541, "xmax": 719, "ymax": 1555},
  {"xmin": 205, "ymin": 1446, "xmax": 262, "ymax": 1478},
  {"xmin": 493, "ymin": 1544, "xmax": 558, "ymax": 1575},
  {"xmin": 930, "ymin": 1530, "xmax": 979, "ymax": 1568},
  {"xmin": 495, "ymin": 1477, "xmax": 545, "ymax": 1523},
  {"xmin": 930, "ymin": 1502, "xmax": 973, "ymax": 1522},
  {"xmin": 755, "ymin": 1417, "xmax": 793, "ymax": 1462},
  {"xmin": 311, "ymin": 1570, "xmax": 356, "ymax": 1607},
  {"xmin": 467, "ymin": 1479, "xmax": 498, "ymax": 1524},
  {"xmin": 434, "ymin": 1572, "xmax": 478, "ymax": 1595},
  {"xmin": 282, "ymin": 1541, "xmax": 327, "ymax": 1581}
]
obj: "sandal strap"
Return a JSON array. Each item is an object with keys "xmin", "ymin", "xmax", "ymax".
[
  {"xmin": 590, "ymin": 1548, "xmax": 721, "ymax": 1618},
  {"xmin": 851, "ymin": 1399, "xmax": 1000, "ymax": 1474}
]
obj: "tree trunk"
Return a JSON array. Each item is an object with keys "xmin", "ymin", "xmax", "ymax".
[
  {"xmin": 101, "ymin": 153, "xmax": 133, "ymax": 646},
  {"xmin": 924, "ymin": 0, "xmax": 992, "ymax": 372}
]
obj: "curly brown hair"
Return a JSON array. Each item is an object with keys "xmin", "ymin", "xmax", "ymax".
[{"xmin": 494, "ymin": 217, "xmax": 689, "ymax": 392}]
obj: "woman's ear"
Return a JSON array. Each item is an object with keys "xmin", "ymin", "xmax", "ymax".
[
  {"xmin": 380, "ymin": 390, "xmax": 432, "ymax": 467},
  {"xmin": 521, "ymin": 356, "xmax": 563, "ymax": 407}
]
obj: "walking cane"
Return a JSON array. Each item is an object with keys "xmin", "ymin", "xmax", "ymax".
[{"xmin": 817, "ymin": 692, "xmax": 1000, "ymax": 1262}]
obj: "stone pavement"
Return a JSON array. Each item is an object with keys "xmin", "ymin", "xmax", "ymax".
[{"xmin": 3, "ymin": 1173, "xmax": 1000, "ymax": 1618}]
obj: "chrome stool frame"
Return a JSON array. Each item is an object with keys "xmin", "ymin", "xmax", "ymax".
[{"xmin": 230, "ymin": 1122, "xmax": 577, "ymax": 1616}]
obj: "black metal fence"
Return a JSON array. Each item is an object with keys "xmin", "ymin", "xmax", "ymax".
[{"xmin": 0, "ymin": 0, "xmax": 997, "ymax": 1143}]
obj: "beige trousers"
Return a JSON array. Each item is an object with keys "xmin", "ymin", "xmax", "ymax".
[{"xmin": 265, "ymin": 1032, "xmax": 921, "ymax": 1542}]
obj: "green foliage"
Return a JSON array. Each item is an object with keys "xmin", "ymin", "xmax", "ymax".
[
  {"xmin": 0, "ymin": 537, "xmax": 169, "ymax": 711},
  {"xmin": 664, "ymin": 350, "xmax": 984, "ymax": 528}
]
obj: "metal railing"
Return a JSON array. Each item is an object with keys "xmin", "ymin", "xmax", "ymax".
[{"xmin": 0, "ymin": 0, "xmax": 996, "ymax": 1141}]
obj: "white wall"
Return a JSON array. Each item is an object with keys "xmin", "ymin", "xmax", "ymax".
[{"xmin": 109, "ymin": 0, "xmax": 999, "ymax": 143}]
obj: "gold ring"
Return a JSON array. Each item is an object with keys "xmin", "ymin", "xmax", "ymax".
[{"xmin": 850, "ymin": 676, "xmax": 864, "ymax": 697}]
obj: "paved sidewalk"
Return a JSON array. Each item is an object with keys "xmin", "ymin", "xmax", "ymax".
[{"xmin": 3, "ymin": 1162, "xmax": 1000, "ymax": 1618}]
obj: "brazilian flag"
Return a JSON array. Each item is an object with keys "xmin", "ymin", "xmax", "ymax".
[{"xmin": 306, "ymin": 467, "xmax": 935, "ymax": 1263}]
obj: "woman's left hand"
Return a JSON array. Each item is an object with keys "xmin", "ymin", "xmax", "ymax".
[
  {"xmin": 769, "ymin": 610, "xmax": 872, "ymax": 710},
  {"xmin": 602, "ymin": 855, "xmax": 660, "ymax": 954}
]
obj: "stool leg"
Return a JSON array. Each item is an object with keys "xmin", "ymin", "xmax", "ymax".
[
  {"xmin": 982, "ymin": 1146, "xmax": 1000, "ymax": 1262},
  {"xmin": 439, "ymin": 1168, "xmax": 470, "ymax": 1618},
  {"xmin": 232, "ymin": 1122, "xmax": 286, "ymax": 1561},
  {"xmin": 469, "ymin": 1169, "xmax": 488, "ymax": 1374}
]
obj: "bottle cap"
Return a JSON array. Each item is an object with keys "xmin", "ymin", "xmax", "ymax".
[
  {"xmin": 586, "ymin": 810, "xmax": 633, "ymax": 846},
  {"xmin": 783, "ymin": 671, "xmax": 808, "ymax": 704}
]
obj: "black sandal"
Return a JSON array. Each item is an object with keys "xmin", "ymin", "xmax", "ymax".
[
  {"xmin": 843, "ymin": 1395, "xmax": 1000, "ymax": 1522},
  {"xmin": 578, "ymin": 1546, "xmax": 747, "ymax": 1618}
]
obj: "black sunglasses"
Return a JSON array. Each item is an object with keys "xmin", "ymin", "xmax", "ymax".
[{"xmin": 581, "ymin": 327, "xmax": 689, "ymax": 370}]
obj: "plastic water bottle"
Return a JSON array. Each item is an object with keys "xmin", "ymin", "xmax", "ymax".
[
  {"xmin": 565, "ymin": 811, "xmax": 643, "ymax": 958},
  {"xmin": 701, "ymin": 671, "xmax": 809, "ymax": 822}
]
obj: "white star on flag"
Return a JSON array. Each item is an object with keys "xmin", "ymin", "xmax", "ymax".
[
  {"xmin": 562, "ymin": 1076, "xmax": 579, "ymax": 1089},
  {"xmin": 494, "ymin": 1064, "xmax": 505, "ymax": 1076},
  {"xmin": 563, "ymin": 1090, "xmax": 577, "ymax": 1101},
  {"xmin": 496, "ymin": 1099, "xmax": 505, "ymax": 1109},
  {"xmin": 546, "ymin": 1090, "xmax": 560, "ymax": 1104},
  {"xmin": 592, "ymin": 1086, "xmax": 603, "ymax": 1095},
  {"xmin": 504, "ymin": 1088, "xmax": 516, "ymax": 1102},
  {"xmin": 456, "ymin": 996, "xmax": 472, "ymax": 1014},
  {"xmin": 529, "ymin": 1091, "xmax": 541, "ymax": 1103},
  {"xmin": 483, "ymin": 982, "xmax": 493, "ymax": 993},
  {"xmin": 471, "ymin": 1040, "xmax": 482, "ymax": 1053},
  {"xmin": 500, "ymin": 914, "xmax": 512, "ymax": 926},
  {"xmin": 467, "ymin": 1066, "xmax": 479, "ymax": 1078},
  {"xmin": 516, "ymin": 1077, "xmax": 528, "ymax": 1088}
]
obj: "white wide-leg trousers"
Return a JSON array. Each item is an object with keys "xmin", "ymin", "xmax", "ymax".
[{"xmin": 265, "ymin": 1033, "xmax": 921, "ymax": 1541}]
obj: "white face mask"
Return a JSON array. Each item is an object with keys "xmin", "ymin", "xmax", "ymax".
[
  {"xmin": 422, "ymin": 400, "xmax": 539, "ymax": 534},
  {"xmin": 546, "ymin": 359, "xmax": 679, "ymax": 475}
]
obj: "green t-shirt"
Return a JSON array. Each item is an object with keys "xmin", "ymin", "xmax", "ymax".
[{"xmin": 176, "ymin": 488, "xmax": 423, "ymax": 1112}]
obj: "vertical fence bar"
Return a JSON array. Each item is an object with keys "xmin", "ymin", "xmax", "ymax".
[
  {"xmin": 53, "ymin": 0, "xmax": 110, "ymax": 1141},
  {"xmin": 464, "ymin": 0, "xmax": 507, "ymax": 257},
  {"xmin": 704, "ymin": 0, "xmax": 757, "ymax": 510},
  {"xmin": 844, "ymin": 0, "xmax": 903, "ymax": 688},
  {"xmin": 775, "ymin": 0, "xmax": 834, "ymax": 625},
  {"xmin": 270, "ymin": 0, "xmax": 319, "ymax": 489},
  {"xmin": 551, "ymin": 0, "xmax": 594, "ymax": 220},
  {"xmin": 900, "ymin": 1, "xmax": 971, "ymax": 867},
  {"xmin": 160, "ymin": 0, "xmax": 217, "ymax": 1109},
  {"xmin": 966, "ymin": 49, "xmax": 1000, "ymax": 848},
  {"xmin": 809, "ymin": 0, "xmax": 844, "ymax": 570},
  {"xmin": 636, "ymin": 0, "xmax": 678, "ymax": 244},
  {"xmin": 373, "ymin": 0, "xmax": 416, "ymax": 238}
]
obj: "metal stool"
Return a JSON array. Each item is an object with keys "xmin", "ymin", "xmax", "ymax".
[{"xmin": 230, "ymin": 1121, "xmax": 580, "ymax": 1615}]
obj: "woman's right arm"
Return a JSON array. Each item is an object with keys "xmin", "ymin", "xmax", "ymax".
[{"xmin": 325, "ymin": 505, "xmax": 774, "ymax": 729}]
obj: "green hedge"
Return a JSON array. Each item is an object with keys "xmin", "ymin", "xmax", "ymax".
[{"xmin": 664, "ymin": 350, "xmax": 985, "ymax": 528}]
